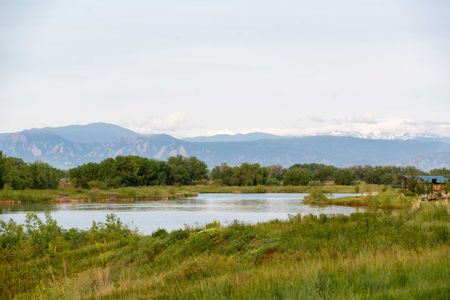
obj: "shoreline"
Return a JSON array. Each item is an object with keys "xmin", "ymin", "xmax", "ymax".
[{"xmin": 0, "ymin": 184, "xmax": 387, "ymax": 204}]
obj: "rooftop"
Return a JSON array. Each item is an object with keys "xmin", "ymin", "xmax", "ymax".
[{"xmin": 417, "ymin": 175, "xmax": 448, "ymax": 184}]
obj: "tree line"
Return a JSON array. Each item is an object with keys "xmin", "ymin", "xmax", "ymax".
[
  {"xmin": 211, "ymin": 163, "xmax": 433, "ymax": 186},
  {"xmin": 0, "ymin": 151, "xmax": 65, "ymax": 189},
  {"xmin": 68, "ymin": 155, "xmax": 208, "ymax": 189},
  {"xmin": 1, "ymin": 151, "xmax": 449, "ymax": 190}
]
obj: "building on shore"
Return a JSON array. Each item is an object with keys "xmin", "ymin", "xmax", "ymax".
[{"xmin": 403, "ymin": 175, "xmax": 448, "ymax": 193}]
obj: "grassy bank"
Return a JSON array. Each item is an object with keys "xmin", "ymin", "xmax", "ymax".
[
  {"xmin": 0, "ymin": 184, "xmax": 386, "ymax": 204},
  {"xmin": 189, "ymin": 183, "xmax": 384, "ymax": 194},
  {"xmin": 304, "ymin": 190, "xmax": 415, "ymax": 209},
  {"xmin": 1, "ymin": 201, "xmax": 449, "ymax": 299},
  {"xmin": 0, "ymin": 187, "xmax": 198, "ymax": 204}
]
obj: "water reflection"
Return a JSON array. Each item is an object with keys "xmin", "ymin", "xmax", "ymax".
[{"xmin": 0, "ymin": 193, "xmax": 363, "ymax": 234}]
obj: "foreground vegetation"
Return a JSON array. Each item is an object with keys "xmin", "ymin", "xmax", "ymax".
[
  {"xmin": 1, "ymin": 200, "xmax": 449, "ymax": 299},
  {"xmin": 0, "ymin": 184, "xmax": 387, "ymax": 204}
]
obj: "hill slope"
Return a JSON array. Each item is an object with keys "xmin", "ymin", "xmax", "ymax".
[
  {"xmin": 44, "ymin": 122, "xmax": 139, "ymax": 143},
  {"xmin": 1, "ymin": 124, "xmax": 450, "ymax": 170}
]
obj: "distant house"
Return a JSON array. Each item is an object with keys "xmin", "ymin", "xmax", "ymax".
[
  {"xmin": 403, "ymin": 175, "xmax": 448, "ymax": 192},
  {"xmin": 58, "ymin": 178, "xmax": 71, "ymax": 189}
]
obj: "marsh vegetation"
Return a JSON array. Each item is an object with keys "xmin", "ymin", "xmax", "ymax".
[{"xmin": 1, "ymin": 201, "xmax": 449, "ymax": 299}]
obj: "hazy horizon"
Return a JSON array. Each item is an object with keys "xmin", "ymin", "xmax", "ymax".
[
  {"xmin": 1, "ymin": 1, "xmax": 450, "ymax": 138},
  {"xmin": 2, "ymin": 121, "xmax": 450, "ymax": 140}
]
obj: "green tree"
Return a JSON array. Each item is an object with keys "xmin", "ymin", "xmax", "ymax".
[
  {"xmin": 115, "ymin": 156, "xmax": 142, "ymax": 186},
  {"xmin": 239, "ymin": 163, "xmax": 266, "ymax": 186},
  {"xmin": 334, "ymin": 168, "xmax": 356, "ymax": 185},
  {"xmin": 265, "ymin": 165, "xmax": 285, "ymax": 181},
  {"xmin": 314, "ymin": 165, "xmax": 337, "ymax": 183},
  {"xmin": 187, "ymin": 157, "xmax": 208, "ymax": 184},
  {"xmin": 98, "ymin": 158, "xmax": 119, "ymax": 187},
  {"xmin": 211, "ymin": 163, "xmax": 234, "ymax": 185},
  {"xmin": 230, "ymin": 166, "xmax": 242, "ymax": 186},
  {"xmin": 283, "ymin": 168, "xmax": 313, "ymax": 186},
  {"xmin": 139, "ymin": 159, "xmax": 168, "ymax": 185},
  {"xmin": 2, "ymin": 157, "xmax": 32, "ymax": 189},
  {"xmin": 29, "ymin": 162, "xmax": 63, "ymax": 189},
  {"xmin": 68, "ymin": 163, "xmax": 100, "ymax": 189},
  {"xmin": 167, "ymin": 155, "xmax": 191, "ymax": 185}
]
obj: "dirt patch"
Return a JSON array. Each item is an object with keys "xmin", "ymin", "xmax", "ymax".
[{"xmin": 0, "ymin": 200, "xmax": 22, "ymax": 205}]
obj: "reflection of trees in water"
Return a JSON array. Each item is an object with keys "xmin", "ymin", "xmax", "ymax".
[
  {"xmin": 1, "ymin": 203, "xmax": 57, "ymax": 213},
  {"xmin": 0, "ymin": 194, "xmax": 363, "ymax": 221}
]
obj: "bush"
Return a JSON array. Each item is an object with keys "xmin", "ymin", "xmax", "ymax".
[
  {"xmin": 266, "ymin": 178, "xmax": 281, "ymax": 186},
  {"xmin": 305, "ymin": 189, "xmax": 328, "ymax": 202},
  {"xmin": 152, "ymin": 228, "xmax": 169, "ymax": 238},
  {"xmin": 0, "ymin": 219, "xmax": 25, "ymax": 249},
  {"xmin": 283, "ymin": 168, "xmax": 313, "ymax": 186}
]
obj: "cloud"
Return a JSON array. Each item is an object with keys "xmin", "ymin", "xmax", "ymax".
[
  {"xmin": 121, "ymin": 112, "xmax": 190, "ymax": 134},
  {"xmin": 404, "ymin": 120, "xmax": 450, "ymax": 127},
  {"xmin": 298, "ymin": 117, "xmax": 450, "ymax": 138},
  {"xmin": 195, "ymin": 117, "xmax": 450, "ymax": 139},
  {"xmin": 306, "ymin": 114, "xmax": 379, "ymax": 125}
]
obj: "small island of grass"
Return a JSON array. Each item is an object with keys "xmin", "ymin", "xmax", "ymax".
[{"xmin": 304, "ymin": 190, "xmax": 416, "ymax": 209}]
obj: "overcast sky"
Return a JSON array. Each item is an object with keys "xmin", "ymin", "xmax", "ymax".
[{"xmin": 1, "ymin": 0, "xmax": 449, "ymax": 138}]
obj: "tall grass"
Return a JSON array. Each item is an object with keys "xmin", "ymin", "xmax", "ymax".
[{"xmin": 1, "ymin": 201, "xmax": 449, "ymax": 299}]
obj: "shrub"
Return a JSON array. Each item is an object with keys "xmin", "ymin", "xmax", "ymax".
[
  {"xmin": 266, "ymin": 178, "xmax": 281, "ymax": 186},
  {"xmin": 0, "ymin": 219, "xmax": 25, "ymax": 249},
  {"xmin": 305, "ymin": 189, "xmax": 328, "ymax": 202}
]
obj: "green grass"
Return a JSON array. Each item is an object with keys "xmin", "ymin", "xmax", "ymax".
[
  {"xmin": 189, "ymin": 183, "xmax": 384, "ymax": 194},
  {"xmin": 0, "ymin": 187, "xmax": 198, "ymax": 204},
  {"xmin": 304, "ymin": 190, "xmax": 416, "ymax": 209},
  {"xmin": 0, "ymin": 184, "xmax": 386, "ymax": 204},
  {"xmin": 1, "ymin": 200, "xmax": 449, "ymax": 299}
]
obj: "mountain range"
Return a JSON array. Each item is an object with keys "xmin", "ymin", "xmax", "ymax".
[{"xmin": 1, "ymin": 123, "xmax": 449, "ymax": 170}]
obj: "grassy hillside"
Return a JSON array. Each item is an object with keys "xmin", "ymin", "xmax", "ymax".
[{"xmin": 1, "ymin": 199, "xmax": 449, "ymax": 299}]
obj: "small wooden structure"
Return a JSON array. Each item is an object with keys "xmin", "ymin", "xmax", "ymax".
[
  {"xmin": 418, "ymin": 176, "xmax": 448, "ymax": 192},
  {"xmin": 403, "ymin": 175, "xmax": 448, "ymax": 192}
]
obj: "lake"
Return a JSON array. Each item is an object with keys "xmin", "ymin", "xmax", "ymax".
[{"xmin": 0, "ymin": 193, "xmax": 363, "ymax": 234}]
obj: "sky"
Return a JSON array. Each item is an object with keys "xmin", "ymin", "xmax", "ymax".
[{"xmin": 1, "ymin": 0, "xmax": 450, "ymax": 138}]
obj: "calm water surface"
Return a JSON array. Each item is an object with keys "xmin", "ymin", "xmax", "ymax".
[{"xmin": 0, "ymin": 193, "xmax": 363, "ymax": 234}]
